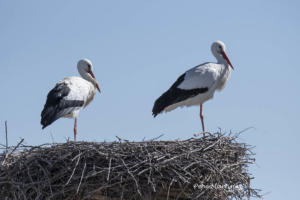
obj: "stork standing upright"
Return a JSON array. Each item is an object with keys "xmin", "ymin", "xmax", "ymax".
[
  {"xmin": 152, "ymin": 41, "xmax": 234, "ymax": 133},
  {"xmin": 41, "ymin": 59, "xmax": 101, "ymax": 141}
]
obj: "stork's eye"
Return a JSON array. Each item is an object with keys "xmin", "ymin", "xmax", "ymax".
[{"xmin": 87, "ymin": 64, "xmax": 91, "ymax": 70}]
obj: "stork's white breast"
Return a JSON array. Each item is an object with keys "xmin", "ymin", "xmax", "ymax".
[{"xmin": 59, "ymin": 76, "xmax": 96, "ymax": 107}]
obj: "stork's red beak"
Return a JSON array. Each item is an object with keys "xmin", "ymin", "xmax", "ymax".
[
  {"xmin": 95, "ymin": 83, "xmax": 101, "ymax": 93},
  {"xmin": 89, "ymin": 71, "xmax": 101, "ymax": 92},
  {"xmin": 221, "ymin": 51, "xmax": 234, "ymax": 70}
]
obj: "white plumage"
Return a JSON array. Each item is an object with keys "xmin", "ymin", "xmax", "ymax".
[
  {"xmin": 152, "ymin": 41, "xmax": 234, "ymax": 133},
  {"xmin": 55, "ymin": 77, "xmax": 96, "ymax": 118},
  {"xmin": 41, "ymin": 59, "xmax": 100, "ymax": 141}
]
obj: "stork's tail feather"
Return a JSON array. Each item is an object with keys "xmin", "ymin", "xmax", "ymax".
[
  {"xmin": 41, "ymin": 100, "xmax": 84, "ymax": 129},
  {"xmin": 152, "ymin": 86, "xmax": 209, "ymax": 117},
  {"xmin": 152, "ymin": 73, "xmax": 187, "ymax": 117},
  {"xmin": 41, "ymin": 106, "xmax": 59, "ymax": 129},
  {"xmin": 152, "ymin": 91, "xmax": 171, "ymax": 117}
]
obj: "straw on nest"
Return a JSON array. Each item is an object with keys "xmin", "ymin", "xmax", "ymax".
[{"xmin": 0, "ymin": 132, "xmax": 260, "ymax": 200}]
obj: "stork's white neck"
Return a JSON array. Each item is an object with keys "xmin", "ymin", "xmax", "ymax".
[
  {"xmin": 216, "ymin": 62, "xmax": 231, "ymax": 91},
  {"xmin": 77, "ymin": 67, "xmax": 98, "ymax": 88},
  {"xmin": 214, "ymin": 53, "xmax": 227, "ymax": 65},
  {"xmin": 214, "ymin": 53, "xmax": 232, "ymax": 79}
]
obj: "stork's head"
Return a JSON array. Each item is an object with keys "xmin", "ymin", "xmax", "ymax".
[
  {"xmin": 77, "ymin": 59, "xmax": 101, "ymax": 92},
  {"xmin": 211, "ymin": 41, "xmax": 234, "ymax": 70}
]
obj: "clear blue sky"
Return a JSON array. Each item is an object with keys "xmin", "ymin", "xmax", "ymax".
[{"xmin": 0, "ymin": 1, "xmax": 299, "ymax": 199}]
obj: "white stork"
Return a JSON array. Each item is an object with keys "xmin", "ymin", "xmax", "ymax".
[
  {"xmin": 41, "ymin": 59, "xmax": 101, "ymax": 141},
  {"xmin": 152, "ymin": 41, "xmax": 234, "ymax": 133}
]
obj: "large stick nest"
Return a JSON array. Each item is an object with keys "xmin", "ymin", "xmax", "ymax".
[{"xmin": 0, "ymin": 132, "xmax": 260, "ymax": 200}]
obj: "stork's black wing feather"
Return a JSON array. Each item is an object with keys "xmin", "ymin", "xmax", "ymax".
[
  {"xmin": 152, "ymin": 73, "xmax": 208, "ymax": 117},
  {"xmin": 41, "ymin": 83, "xmax": 84, "ymax": 129}
]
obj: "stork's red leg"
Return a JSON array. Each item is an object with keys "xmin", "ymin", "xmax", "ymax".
[
  {"xmin": 74, "ymin": 118, "xmax": 77, "ymax": 142},
  {"xmin": 200, "ymin": 104, "xmax": 205, "ymax": 133}
]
